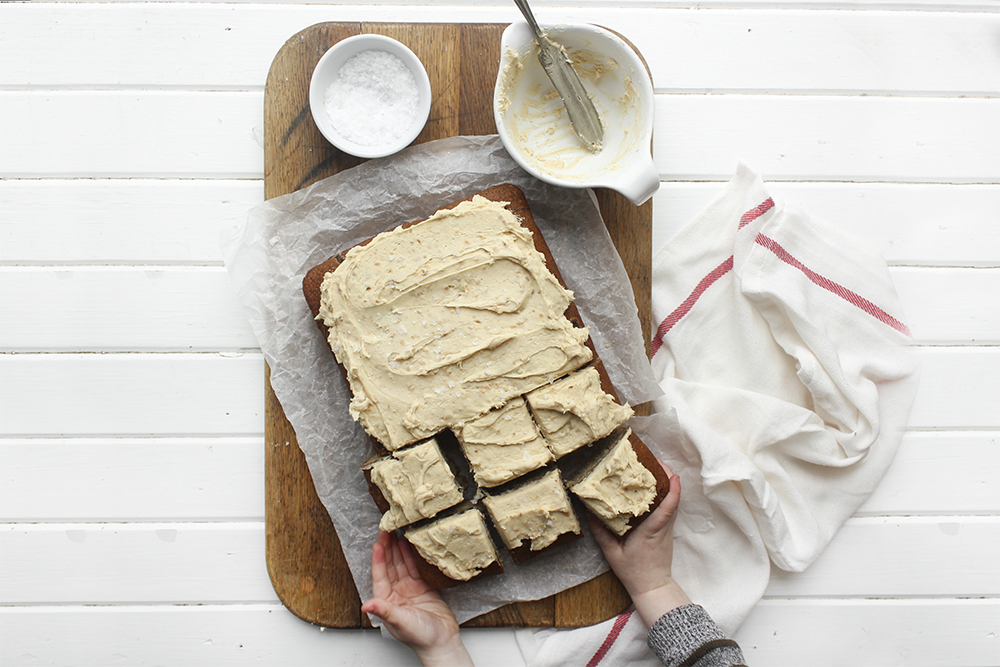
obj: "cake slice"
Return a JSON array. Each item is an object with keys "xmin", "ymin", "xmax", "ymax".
[
  {"xmin": 404, "ymin": 506, "xmax": 504, "ymax": 586},
  {"xmin": 560, "ymin": 428, "xmax": 670, "ymax": 537},
  {"xmin": 454, "ymin": 397, "xmax": 553, "ymax": 488},
  {"xmin": 525, "ymin": 364, "xmax": 634, "ymax": 458},
  {"xmin": 363, "ymin": 437, "xmax": 465, "ymax": 532},
  {"xmin": 481, "ymin": 467, "xmax": 582, "ymax": 563}
]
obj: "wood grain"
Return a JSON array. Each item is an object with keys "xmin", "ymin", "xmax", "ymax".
[{"xmin": 262, "ymin": 21, "xmax": 651, "ymax": 627}]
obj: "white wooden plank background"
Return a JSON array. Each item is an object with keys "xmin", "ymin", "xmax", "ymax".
[
  {"xmin": 1, "ymin": 1, "xmax": 997, "ymax": 666},
  {"xmin": 4, "ymin": 181, "xmax": 997, "ymax": 266},
  {"xmin": 2, "ymin": 267, "xmax": 997, "ymax": 349},
  {"xmin": 2, "ymin": 93, "xmax": 997, "ymax": 179},
  {"xmin": 3, "ymin": 5, "xmax": 997, "ymax": 93},
  {"xmin": 2, "ymin": 601, "xmax": 997, "ymax": 666},
  {"xmin": 2, "ymin": 432, "xmax": 994, "ymax": 522}
]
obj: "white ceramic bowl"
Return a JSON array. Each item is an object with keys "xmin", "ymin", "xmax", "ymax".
[
  {"xmin": 494, "ymin": 23, "xmax": 659, "ymax": 206},
  {"xmin": 310, "ymin": 34, "xmax": 432, "ymax": 159}
]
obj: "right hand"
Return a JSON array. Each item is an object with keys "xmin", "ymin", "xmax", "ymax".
[{"xmin": 589, "ymin": 460, "xmax": 692, "ymax": 628}]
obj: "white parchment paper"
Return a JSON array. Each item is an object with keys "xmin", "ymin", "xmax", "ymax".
[{"xmin": 221, "ymin": 134, "xmax": 662, "ymax": 624}]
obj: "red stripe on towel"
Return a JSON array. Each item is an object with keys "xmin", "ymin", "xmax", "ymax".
[
  {"xmin": 739, "ymin": 197, "xmax": 775, "ymax": 229},
  {"xmin": 651, "ymin": 198, "xmax": 774, "ymax": 356},
  {"xmin": 754, "ymin": 233, "xmax": 912, "ymax": 337},
  {"xmin": 651, "ymin": 196, "xmax": 910, "ymax": 356},
  {"xmin": 651, "ymin": 256, "xmax": 734, "ymax": 357},
  {"xmin": 586, "ymin": 610, "xmax": 634, "ymax": 667}
]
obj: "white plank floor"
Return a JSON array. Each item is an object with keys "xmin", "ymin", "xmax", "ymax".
[{"xmin": 1, "ymin": 2, "xmax": 998, "ymax": 666}]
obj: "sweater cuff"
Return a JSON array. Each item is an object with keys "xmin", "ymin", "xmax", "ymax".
[{"xmin": 646, "ymin": 604, "xmax": 729, "ymax": 667}]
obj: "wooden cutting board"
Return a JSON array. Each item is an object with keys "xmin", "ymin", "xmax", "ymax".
[{"xmin": 263, "ymin": 21, "xmax": 653, "ymax": 629}]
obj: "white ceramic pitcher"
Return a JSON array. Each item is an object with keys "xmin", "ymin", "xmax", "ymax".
[{"xmin": 493, "ymin": 22, "xmax": 659, "ymax": 206}]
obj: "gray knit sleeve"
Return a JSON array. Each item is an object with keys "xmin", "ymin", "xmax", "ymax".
[{"xmin": 646, "ymin": 604, "xmax": 747, "ymax": 667}]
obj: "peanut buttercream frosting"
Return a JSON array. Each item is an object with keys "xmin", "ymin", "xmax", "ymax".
[
  {"xmin": 526, "ymin": 365, "xmax": 634, "ymax": 458},
  {"xmin": 404, "ymin": 509, "xmax": 500, "ymax": 582},
  {"xmin": 367, "ymin": 438, "xmax": 464, "ymax": 532},
  {"xmin": 456, "ymin": 397, "xmax": 553, "ymax": 487},
  {"xmin": 318, "ymin": 196, "xmax": 593, "ymax": 450},
  {"xmin": 482, "ymin": 468, "xmax": 580, "ymax": 552},
  {"xmin": 568, "ymin": 429, "xmax": 656, "ymax": 536}
]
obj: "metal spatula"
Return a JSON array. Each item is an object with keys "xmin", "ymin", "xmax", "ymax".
[{"xmin": 513, "ymin": 0, "xmax": 604, "ymax": 153}]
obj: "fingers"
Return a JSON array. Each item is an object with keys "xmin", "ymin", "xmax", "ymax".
[
  {"xmin": 361, "ymin": 597, "xmax": 393, "ymax": 622},
  {"xmin": 663, "ymin": 473, "xmax": 681, "ymax": 513},
  {"xmin": 382, "ymin": 531, "xmax": 410, "ymax": 587},
  {"xmin": 590, "ymin": 467, "xmax": 683, "ymax": 552},
  {"xmin": 653, "ymin": 459, "xmax": 681, "ymax": 525},
  {"xmin": 640, "ymin": 474, "xmax": 681, "ymax": 535},
  {"xmin": 370, "ymin": 533, "xmax": 391, "ymax": 599},
  {"xmin": 396, "ymin": 533, "xmax": 424, "ymax": 583},
  {"xmin": 589, "ymin": 515, "xmax": 619, "ymax": 554},
  {"xmin": 656, "ymin": 458, "xmax": 675, "ymax": 478}
]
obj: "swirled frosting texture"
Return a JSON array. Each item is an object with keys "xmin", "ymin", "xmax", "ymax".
[
  {"xmin": 404, "ymin": 508, "xmax": 499, "ymax": 581},
  {"xmin": 569, "ymin": 429, "xmax": 655, "ymax": 536},
  {"xmin": 526, "ymin": 365, "xmax": 633, "ymax": 457},
  {"xmin": 318, "ymin": 196, "xmax": 592, "ymax": 450},
  {"xmin": 368, "ymin": 438, "xmax": 464, "ymax": 532},
  {"xmin": 482, "ymin": 468, "xmax": 580, "ymax": 551},
  {"xmin": 456, "ymin": 397, "xmax": 552, "ymax": 487}
]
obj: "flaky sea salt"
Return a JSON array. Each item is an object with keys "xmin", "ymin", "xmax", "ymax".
[{"xmin": 324, "ymin": 49, "xmax": 420, "ymax": 147}]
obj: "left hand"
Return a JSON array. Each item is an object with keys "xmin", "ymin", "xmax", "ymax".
[{"xmin": 361, "ymin": 531, "xmax": 474, "ymax": 667}]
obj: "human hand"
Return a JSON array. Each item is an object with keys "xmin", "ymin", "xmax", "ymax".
[
  {"xmin": 590, "ymin": 460, "xmax": 691, "ymax": 629},
  {"xmin": 361, "ymin": 531, "xmax": 474, "ymax": 667}
]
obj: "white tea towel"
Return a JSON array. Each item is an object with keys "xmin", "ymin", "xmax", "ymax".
[
  {"xmin": 517, "ymin": 164, "xmax": 919, "ymax": 665},
  {"xmin": 517, "ymin": 609, "xmax": 661, "ymax": 667}
]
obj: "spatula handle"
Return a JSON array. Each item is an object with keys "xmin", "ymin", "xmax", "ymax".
[{"xmin": 512, "ymin": 0, "xmax": 544, "ymax": 39}]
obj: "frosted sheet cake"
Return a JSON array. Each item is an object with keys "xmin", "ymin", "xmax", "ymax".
[
  {"xmin": 303, "ymin": 184, "xmax": 666, "ymax": 583},
  {"xmin": 311, "ymin": 184, "xmax": 592, "ymax": 451}
]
